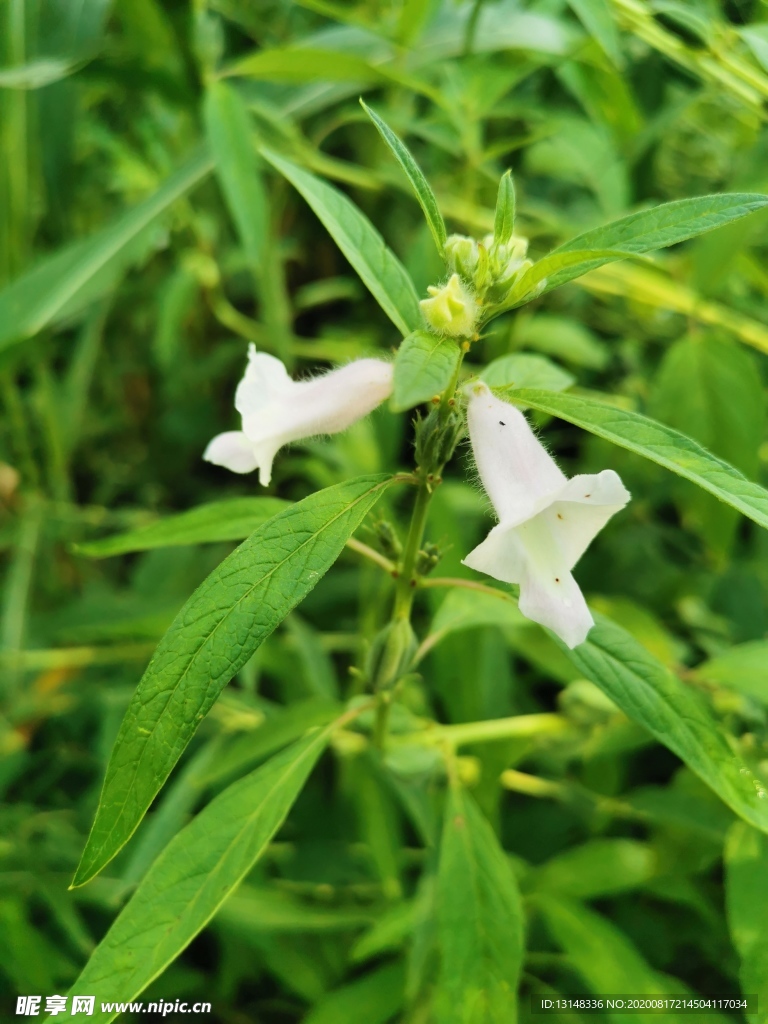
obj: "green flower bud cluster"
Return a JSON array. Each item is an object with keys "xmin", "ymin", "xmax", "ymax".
[
  {"xmin": 444, "ymin": 231, "xmax": 534, "ymax": 306},
  {"xmin": 415, "ymin": 542, "xmax": 441, "ymax": 577}
]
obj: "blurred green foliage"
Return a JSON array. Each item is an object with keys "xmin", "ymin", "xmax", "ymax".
[{"xmin": 2, "ymin": 0, "xmax": 768, "ymax": 1021}]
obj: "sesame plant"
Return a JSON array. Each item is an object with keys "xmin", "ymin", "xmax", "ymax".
[{"xmin": 3, "ymin": 2, "xmax": 768, "ymax": 1022}]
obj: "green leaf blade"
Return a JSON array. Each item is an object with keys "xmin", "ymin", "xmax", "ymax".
[
  {"xmin": 66, "ymin": 731, "xmax": 331, "ymax": 1023},
  {"xmin": 0, "ymin": 149, "xmax": 212, "ymax": 353},
  {"xmin": 508, "ymin": 389, "xmax": 768, "ymax": 532},
  {"xmin": 261, "ymin": 149, "xmax": 421, "ymax": 337},
  {"xmin": 436, "ymin": 784, "xmax": 524, "ymax": 1023},
  {"xmin": 73, "ymin": 475, "xmax": 391, "ymax": 887},
  {"xmin": 75, "ymin": 497, "xmax": 290, "ymax": 558},
  {"xmin": 544, "ymin": 193, "xmax": 768, "ymax": 291},
  {"xmin": 392, "ymin": 330, "xmax": 461, "ymax": 411},
  {"xmin": 361, "ymin": 100, "xmax": 446, "ymax": 255},
  {"xmin": 564, "ymin": 617, "xmax": 768, "ymax": 833},
  {"xmin": 204, "ymin": 81, "xmax": 270, "ymax": 266}
]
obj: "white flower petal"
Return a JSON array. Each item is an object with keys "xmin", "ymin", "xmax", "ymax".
[
  {"xmin": 241, "ymin": 357, "xmax": 393, "ymax": 454},
  {"xmin": 203, "ymin": 431, "xmax": 260, "ymax": 475},
  {"xmin": 467, "ymin": 383, "xmax": 566, "ymax": 522},
  {"xmin": 235, "ymin": 345, "xmax": 293, "ymax": 417},
  {"xmin": 206, "ymin": 350, "xmax": 393, "ymax": 485},
  {"xmin": 542, "ymin": 470, "xmax": 631, "ymax": 568},
  {"xmin": 462, "ymin": 522, "xmax": 527, "ymax": 584},
  {"xmin": 518, "ymin": 562, "xmax": 594, "ymax": 649}
]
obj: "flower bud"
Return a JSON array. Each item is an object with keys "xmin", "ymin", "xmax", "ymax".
[
  {"xmin": 420, "ymin": 274, "xmax": 479, "ymax": 338},
  {"xmin": 366, "ymin": 619, "xmax": 417, "ymax": 691},
  {"xmin": 444, "ymin": 234, "xmax": 480, "ymax": 280},
  {"xmin": 374, "ymin": 520, "xmax": 402, "ymax": 560},
  {"xmin": 415, "ymin": 542, "xmax": 442, "ymax": 576}
]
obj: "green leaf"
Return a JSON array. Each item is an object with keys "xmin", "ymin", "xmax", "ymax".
[
  {"xmin": 0, "ymin": 57, "xmax": 80, "ymax": 89},
  {"xmin": 302, "ymin": 961, "xmax": 406, "ymax": 1024},
  {"xmin": 204, "ymin": 82, "xmax": 270, "ymax": 266},
  {"xmin": 392, "ymin": 330, "xmax": 461, "ymax": 411},
  {"xmin": 533, "ymin": 839, "xmax": 657, "ymax": 900},
  {"xmin": 563, "ymin": 617, "xmax": 768, "ymax": 832},
  {"xmin": 725, "ymin": 822, "xmax": 768, "ymax": 1021},
  {"xmin": 75, "ymin": 497, "xmax": 290, "ymax": 558},
  {"xmin": 427, "ymin": 587, "xmax": 524, "ymax": 646},
  {"xmin": 513, "ymin": 314, "xmax": 608, "ymax": 370},
  {"xmin": 564, "ymin": 0, "xmax": 622, "ymax": 65},
  {"xmin": 508, "ymin": 248, "xmax": 636, "ymax": 305},
  {"xmin": 222, "ymin": 46, "xmax": 439, "ymax": 102},
  {"xmin": 648, "ymin": 335, "xmax": 766, "ymax": 555},
  {"xmin": 198, "ymin": 698, "xmax": 341, "ymax": 789},
  {"xmin": 360, "ymin": 100, "xmax": 446, "ymax": 255},
  {"xmin": 436, "ymin": 783, "xmax": 524, "ymax": 1024},
  {"xmin": 66, "ymin": 731, "xmax": 332, "ymax": 1023},
  {"xmin": 0, "ymin": 149, "xmax": 212, "ymax": 353},
  {"xmin": 493, "ymin": 170, "xmax": 516, "ymax": 245},
  {"xmin": 542, "ymin": 193, "xmax": 768, "ymax": 291},
  {"xmin": 694, "ymin": 642, "xmax": 768, "ymax": 703},
  {"xmin": 508, "ymin": 389, "xmax": 768, "ymax": 532},
  {"xmin": 537, "ymin": 896, "xmax": 690, "ymax": 1019},
  {"xmin": 482, "ymin": 353, "xmax": 574, "ymax": 392},
  {"xmin": 261, "ymin": 149, "xmax": 422, "ymax": 337},
  {"xmin": 73, "ymin": 475, "xmax": 392, "ymax": 886},
  {"xmin": 224, "ymin": 47, "xmax": 389, "ymax": 83}
]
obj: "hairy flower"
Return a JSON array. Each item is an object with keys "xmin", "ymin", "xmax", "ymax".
[
  {"xmin": 204, "ymin": 345, "xmax": 393, "ymax": 485},
  {"xmin": 462, "ymin": 383, "xmax": 630, "ymax": 647},
  {"xmin": 420, "ymin": 273, "xmax": 479, "ymax": 338}
]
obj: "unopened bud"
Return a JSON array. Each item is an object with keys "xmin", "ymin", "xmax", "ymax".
[
  {"xmin": 444, "ymin": 234, "xmax": 480, "ymax": 280},
  {"xmin": 374, "ymin": 520, "xmax": 402, "ymax": 560},
  {"xmin": 415, "ymin": 542, "xmax": 442, "ymax": 576},
  {"xmin": 420, "ymin": 274, "xmax": 479, "ymax": 338},
  {"xmin": 366, "ymin": 619, "xmax": 417, "ymax": 691}
]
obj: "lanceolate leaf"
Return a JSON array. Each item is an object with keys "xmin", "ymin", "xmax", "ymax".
[
  {"xmin": 537, "ymin": 896, "xmax": 689, "ymax": 1015},
  {"xmin": 75, "ymin": 497, "xmax": 290, "ymax": 558},
  {"xmin": 508, "ymin": 389, "xmax": 768, "ymax": 532},
  {"xmin": 542, "ymin": 193, "xmax": 768, "ymax": 291},
  {"xmin": 508, "ymin": 248, "xmax": 628, "ymax": 305},
  {"xmin": 262, "ymin": 149, "xmax": 422, "ymax": 337},
  {"xmin": 73, "ymin": 475, "xmax": 392, "ymax": 887},
  {"xmin": 66, "ymin": 730, "xmax": 332, "ymax": 1023},
  {"xmin": 563, "ymin": 617, "xmax": 768, "ymax": 833},
  {"xmin": 361, "ymin": 100, "xmax": 446, "ymax": 255},
  {"xmin": 392, "ymin": 330, "xmax": 460, "ymax": 411},
  {"xmin": 0, "ymin": 149, "xmax": 212, "ymax": 353},
  {"xmin": 436, "ymin": 784, "xmax": 524, "ymax": 1023}
]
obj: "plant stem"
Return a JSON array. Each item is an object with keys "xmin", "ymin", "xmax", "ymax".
[{"xmin": 392, "ymin": 477, "xmax": 431, "ymax": 620}]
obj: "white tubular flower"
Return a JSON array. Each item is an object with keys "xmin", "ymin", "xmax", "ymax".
[
  {"xmin": 204, "ymin": 345, "xmax": 393, "ymax": 485},
  {"xmin": 462, "ymin": 383, "xmax": 630, "ymax": 648}
]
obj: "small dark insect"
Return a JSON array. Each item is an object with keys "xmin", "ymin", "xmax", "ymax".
[
  {"xmin": 557, "ymin": 513, "xmax": 563, "ymax": 520},
  {"xmin": 585, "ymin": 494, "xmax": 591, "ymax": 498},
  {"xmin": 499, "ymin": 421, "xmax": 506, "ymax": 426},
  {"xmin": 555, "ymin": 577, "xmax": 560, "ymax": 583}
]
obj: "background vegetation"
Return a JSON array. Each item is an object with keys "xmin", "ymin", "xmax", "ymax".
[{"xmin": 2, "ymin": 0, "xmax": 768, "ymax": 1021}]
